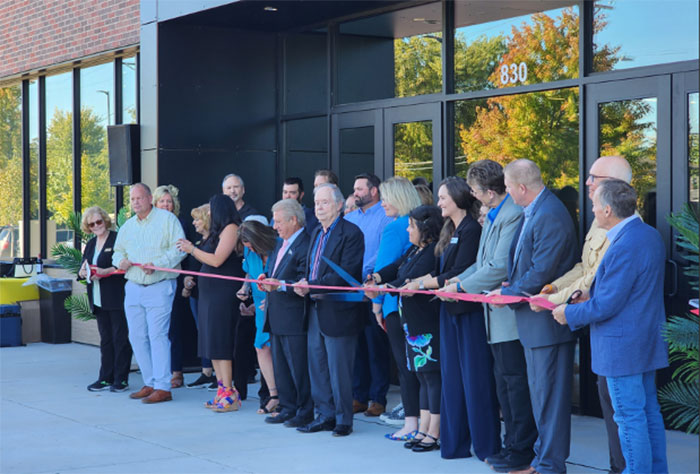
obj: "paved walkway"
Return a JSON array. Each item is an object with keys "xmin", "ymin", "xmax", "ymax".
[{"xmin": 1, "ymin": 343, "xmax": 698, "ymax": 473}]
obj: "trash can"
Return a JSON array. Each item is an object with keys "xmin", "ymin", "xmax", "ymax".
[
  {"xmin": 0, "ymin": 304, "xmax": 22, "ymax": 347},
  {"xmin": 37, "ymin": 277, "xmax": 73, "ymax": 344}
]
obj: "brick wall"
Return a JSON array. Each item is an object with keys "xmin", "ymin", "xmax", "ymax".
[{"xmin": 0, "ymin": 0, "xmax": 140, "ymax": 79}]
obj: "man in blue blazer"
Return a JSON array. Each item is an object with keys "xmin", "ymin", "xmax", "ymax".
[
  {"xmin": 260, "ymin": 199, "xmax": 312, "ymax": 427},
  {"xmin": 491, "ymin": 159, "xmax": 578, "ymax": 474},
  {"xmin": 294, "ymin": 183, "xmax": 365, "ymax": 437},
  {"xmin": 554, "ymin": 180, "xmax": 668, "ymax": 474}
]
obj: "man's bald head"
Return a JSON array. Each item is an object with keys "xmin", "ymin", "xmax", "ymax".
[{"xmin": 587, "ymin": 155, "xmax": 633, "ymax": 199}]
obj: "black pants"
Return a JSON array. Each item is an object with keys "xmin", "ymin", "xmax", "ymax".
[
  {"xmin": 417, "ymin": 371, "xmax": 441, "ymax": 414},
  {"xmin": 95, "ymin": 306, "xmax": 132, "ymax": 384},
  {"xmin": 385, "ymin": 312, "xmax": 420, "ymax": 417},
  {"xmin": 490, "ymin": 339, "xmax": 537, "ymax": 460},
  {"xmin": 598, "ymin": 374, "xmax": 626, "ymax": 473},
  {"xmin": 352, "ymin": 307, "xmax": 391, "ymax": 406},
  {"xmin": 233, "ymin": 315, "xmax": 256, "ymax": 400}
]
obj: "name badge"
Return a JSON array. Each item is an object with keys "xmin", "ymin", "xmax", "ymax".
[
  {"xmin": 104, "ymin": 248, "xmax": 112, "ymax": 252},
  {"xmin": 450, "ymin": 237, "xmax": 458, "ymax": 244}
]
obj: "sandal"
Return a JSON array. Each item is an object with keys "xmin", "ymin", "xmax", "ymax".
[
  {"xmin": 412, "ymin": 433, "xmax": 440, "ymax": 452},
  {"xmin": 404, "ymin": 431, "xmax": 427, "ymax": 449},
  {"xmin": 170, "ymin": 372, "xmax": 184, "ymax": 389},
  {"xmin": 257, "ymin": 395, "xmax": 280, "ymax": 414},
  {"xmin": 213, "ymin": 387, "xmax": 242, "ymax": 413},
  {"xmin": 385, "ymin": 430, "xmax": 418, "ymax": 441},
  {"xmin": 204, "ymin": 380, "xmax": 224, "ymax": 409}
]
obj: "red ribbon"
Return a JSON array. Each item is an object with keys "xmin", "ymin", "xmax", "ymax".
[{"xmin": 92, "ymin": 262, "xmax": 557, "ymax": 310}]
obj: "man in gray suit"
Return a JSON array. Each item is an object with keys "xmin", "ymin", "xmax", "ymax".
[
  {"xmin": 441, "ymin": 159, "xmax": 537, "ymax": 472},
  {"xmin": 490, "ymin": 159, "xmax": 577, "ymax": 474}
]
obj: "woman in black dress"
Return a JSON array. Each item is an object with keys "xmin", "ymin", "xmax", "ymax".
[
  {"xmin": 79, "ymin": 206, "xmax": 132, "ymax": 393},
  {"xmin": 177, "ymin": 194, "xmax": 243, "ymax": 412},
  {"xmin": 403, "ymin": 177, "xmax": 500, "ymax": 461},
  {"xmin": 366, "ymin": 205, "xmax": 443, "ymax": 452}
]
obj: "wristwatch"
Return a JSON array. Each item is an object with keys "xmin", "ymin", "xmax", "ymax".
[{"xmin": 419, "ymin": 280, "xmax": 425, "ymax": 290}]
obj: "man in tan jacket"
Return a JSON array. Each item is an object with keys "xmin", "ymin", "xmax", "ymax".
[{"xmin": 531, "ymin": 155, "xmax": 633, "ymax": 474}]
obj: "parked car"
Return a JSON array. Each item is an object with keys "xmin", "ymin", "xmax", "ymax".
[{"xmin": 0, "ymin": 226, "xmax": 20, "ymax": 259}]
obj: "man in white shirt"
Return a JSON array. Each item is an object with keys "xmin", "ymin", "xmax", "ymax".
[{"xmin": 113, "ymin": 183, "xmax": 185, "ymax": 404}]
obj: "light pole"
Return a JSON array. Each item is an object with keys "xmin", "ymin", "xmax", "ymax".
[{"xmin": 97, "ymin": 90, "xmax": 111, "ymax": 125}]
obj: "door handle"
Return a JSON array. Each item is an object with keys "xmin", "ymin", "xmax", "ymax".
[{"xmin": 666, "ymin": 259, "xmax": 678, "ymax": 298}]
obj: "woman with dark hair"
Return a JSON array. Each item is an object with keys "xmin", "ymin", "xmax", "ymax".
[
  {"xmin": 366, "ymin": 205, "xmax": 443, "ymax": 452},
  {"xmin": 402, "ymin": 177, "xmax": 500, "ymax": 460},
  {"xmin": 238, "ymin": 218, "xmax": 281, "ymax": 415},
  {"xmin": 177, "ymin": 194, "xmax": 244, "ymax": 412}
]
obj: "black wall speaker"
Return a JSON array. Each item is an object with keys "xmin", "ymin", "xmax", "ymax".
[{"xmin": 108, "ymin": 124, "xmax": 140, "ymax": 186}]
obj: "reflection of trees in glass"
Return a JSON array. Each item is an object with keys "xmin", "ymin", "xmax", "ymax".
[
  {"xmin": 394, "ymin": 121, "xmax": 432, "ymax": 182},
  {"xmin": 394, "ymin": 34, "xmax": 442, "ymax": 98},
  {"xmin": 689, "ymin": 93, "xmax": 699, "ymax": 211},
  {"xmin": 599, "ymin": 99, "xmax": 657, "ymax": 219},
  {"xmin": 0, "ymin": 86, "xmax": 22, "ymax": 226},
  {"xmin": 80, "ymin": 106, "xmax": 112, "ymax": 213}
]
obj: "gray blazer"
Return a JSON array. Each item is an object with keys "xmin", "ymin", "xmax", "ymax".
[{"xmin": 458, "ymin": 195, "xmax": 523, "ymax": 344}]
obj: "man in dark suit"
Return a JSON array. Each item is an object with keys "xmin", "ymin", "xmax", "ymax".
[
  {"xmin": 554, "ymin": 180, "xmax": 668, "ymax": 474},
  {"xmin": 294, "ymin": 183, "xmax": 365, "ymax": 437},
  {"xmin": 490, "ymin": 159, "xmax": 578, "ymax": 474},
  {"xmin": 259, "ymin": 199, "xmax": 313, "ymax": 427},
  {"xmin": 281, "ymin": 177, "xmax": 319, "ymax": 235}
]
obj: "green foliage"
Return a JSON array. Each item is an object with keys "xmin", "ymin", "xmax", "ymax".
[
  {"xmin": 658, "ymin": 381, "xmax": 699, "ymax": 434},
  {"xmin": 50, "ymin": 243, "xmax": 83, "ymax": 275},
  {"xmin": 666, "ymin": 204, "xmax": 699, "ymax": 290},
  {"xmin": 64, "ymin": 293, "xmax": 95, "ymax": 321},
  {"xmin": 663, "ymin": 314, "xmax": 699, "ymax": 383},
  {"xmin": 117, "ymin": 206, "xmax": 132, "ymax": 229}
]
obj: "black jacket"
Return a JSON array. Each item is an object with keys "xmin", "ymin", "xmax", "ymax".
[
  {"xmin": 80, "ymin": 231, "xmax": 126, "ymax": 312},
  {"xmin": 305, "ymin": 217, "xmax": 365, "ymax": 337},
  {"xmin": 264, "ymin": 231, "xmax": 311, "ymax": 335}
]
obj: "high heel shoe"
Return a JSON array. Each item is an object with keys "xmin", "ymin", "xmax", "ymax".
[
  {"xmin": 204, "ymin": 380, "xmax": 224, "ymax": 409},
  {"xmin": 404, "ymin": 431, "xmax": 427, "ymax": 449},
  {"xmin": 213, "ymin": 387, "xmax": 242, "ymax": 413}
]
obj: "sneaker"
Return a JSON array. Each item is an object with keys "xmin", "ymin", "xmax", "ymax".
[
  {"xmin": 187, "ymin": 373, "xmax": 216, "ymax": 389},
  {"xmin": 379, "ymin": 403, "xmax": 405, "ymax": 426},
  {"xmin": 207, "ymin": 381, "xmax": 219, "ymax": 391},
  {"xmin": 87, "ymin": 380, "xmax": 111, "ymax": 392},
  {"xmin": 110, "ymin": 381, "xmax": 129, "ymax": 393}
]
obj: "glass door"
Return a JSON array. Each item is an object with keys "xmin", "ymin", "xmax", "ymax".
[
  {"xmin": 332, "ymin": 110, "xmax": 382, "ymax": 197},
  {"xmin": 384, "ymin": 103, "xmax": 442, "ymax": 190}
]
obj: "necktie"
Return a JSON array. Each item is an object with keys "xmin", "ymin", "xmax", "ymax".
[{"xmin": 272, "ymin": 240, "xmax": 289, "ymax": 276}]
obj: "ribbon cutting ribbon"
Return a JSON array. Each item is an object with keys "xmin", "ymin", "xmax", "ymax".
[{"xmin": 94, "ymin": 262, "xmax": 557, "ymax": 310}]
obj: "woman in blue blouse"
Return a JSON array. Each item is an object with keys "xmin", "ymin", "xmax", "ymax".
[
  {"xmin": 238, "ymin": 218, "xmax": 281, "ymax": 415},
  {"xmin": 369, "ymin": 177, "xmax": 422, "ymax": 441}
]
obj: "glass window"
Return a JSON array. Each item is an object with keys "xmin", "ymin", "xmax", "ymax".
[
  {"xmin": 339, "ymin": 126, "xmax": 374, "ymax": 197},
  {"xmin": 29, "ymin": 80, "xmax": 39, "ymax": 254},
  {"xmin": 593, "ymin": 0, "xmax": 699, "ymax": 72},
  {"xmin": 454, "ymin": 87, "xmax": 580, "ymax": 227},
  {"xmin": 285, "ymin": 117, "xmax": 328, "ymax": 208},
  {"xmin": 394, "ymin": 121, "xmax": 433, "ymax": 183},
  {"xmin": 0, "ymin": 84, "xmax": 23, "ymax": 259},
  {"xmin": 122, "ymin": 55, "xmax": 138, "ymax": 124},
  {"xmin": 45, "ymin": 72, "xmax": 74, "ymax": 249},
  {"xmin": 336, "ymin": 2, "xmax": 442, "ymax": 104},
  {"xmin": 599, "ymin": 97, "xmax": 657, "ymax": 225},
  {"xmin": 285, "ymin": 32, "xmax": 327, "ymax": 114},
  {"xmin": 688, "ymin": 92, "xmax": 698, "ymax": 209},
  {"xmin": 80, "ymin": 62, "xmax": 115, "ymax": 216},
  {"xmin": 454, "ymin": 2, "xmax": 579, "ymax": 93}
]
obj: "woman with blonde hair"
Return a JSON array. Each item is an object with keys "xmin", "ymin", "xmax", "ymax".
[
  {"xmin": 368, "ymin": 177, "xmax": 423, "ymax": 441},
  {"xmin": 78, "ymin": 206, "xmax": 132, "ymax": 393}
]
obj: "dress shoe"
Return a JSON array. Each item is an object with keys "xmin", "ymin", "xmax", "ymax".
[
  {"xmin": 489, "ymin": 454, "xmax": 534, "ymax": 473},
  {"xmin": 142, "ymin": 389, "xmax": 172, "ymax": 404},
  {"xmin": 364, "ymin": 401, "xmax": 385, "ymax": 417},
  {"xmin": 411, "ymin": 433, "xmax": 440, "ymax": 452},
  {"xmin": 507, "ymin": 467, "xmax": 537, "ymax": 474},
  {"xmin": 129, "ymin": 386, "xmax": 154, "ymax": 399},
  {"xmin": 486, "ymin": 450, "xmax": 508, "ymax": 466},
  {"xmin": 352, "ymin": 399, "xmax": 368, "ymax": 414},
  {"xmin": 284, "ymin": 416, "xmax": 313, "ymax": 428},
  {"xmin": 296, "ymin": 416, "xmax": 336, "ymax": 433},
  {"xmin": 332, "ymin": 424, "xmax": 353, "ymax": 437},
  {"xmin": 265, "ymin": 412, "xmax": 294, "ymax": 424}
]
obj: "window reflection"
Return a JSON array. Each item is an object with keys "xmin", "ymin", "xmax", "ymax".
[
  {"xmin": 81, "ymin": 62, "xmax": 115, "ymax": 216},
  {"xmin": 122, "ymin": 56, "xmax": 137, "ymax": 124},
  {"xmin": 689, "ymin": 93, "xmax": 699, "ymax": 208},
  {"xmin": 599, "ymin": 98, "xmax": 657, "ymax": 225},
  {"xmin": 454, "ymin": 2, "xmax": 578, "ymax": 93},
  {"xmin": 593, "ymin": 0, "xmax": 699, "ymax": 72},
  {"xmin": 394, "ymin": 121, "xmax": 433, "ymax": 183},
  {"xmin": 46, "ymin": 72, "xmax": 74, "ymax": 249},
  {"xmin": 285, "ymin": 117, "xmax": 328, "ymax": 208},
  {"xmin": 0, "ymin": 84, "xmax": 23, "ymax": 258},
  {"xmin": 337, "ymin": 2, "xmax": 442, "ymax": 104}
]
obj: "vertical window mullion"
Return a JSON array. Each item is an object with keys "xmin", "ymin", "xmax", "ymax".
[
  {"xmin": 21, "ymin": 80, "xmax": 31, "ymax": 258},
  {"xmin": 72, "ymin": 68, "xmax": 81, "ymax": 250},
  {"xmin": 38, "ymin": 76, "xmax": 47, "ymax": 258},
  {"xmin": 114, "ymin": 58, "xmax": 124, "ymax": 215}
]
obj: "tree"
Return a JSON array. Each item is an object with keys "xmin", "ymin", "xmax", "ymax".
[{"xmin": 0, "ymin": 85, "xmax": 23, "ymax": 227}]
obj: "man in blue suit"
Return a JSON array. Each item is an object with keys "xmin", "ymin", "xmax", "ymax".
[
  {"xmin": 554, "ymin": 180, "xmax": 668, "ymax": 474},
  {"xmin": 490, "ymin": 159, "xmax": 578, "ymax": 474}
]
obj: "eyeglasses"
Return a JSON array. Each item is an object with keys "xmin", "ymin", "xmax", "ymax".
[
  {"xmin": 88, "ymin": 219, "xmax": 104, "ymax": 228},
  {"xmin": 587, "ymin": 174, "xmax": 613, "ymax": 182}
]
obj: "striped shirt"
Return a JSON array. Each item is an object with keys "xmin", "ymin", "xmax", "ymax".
[{"xmin": 112, "ymin": 206, "xmax": 186, "ymax": 285}]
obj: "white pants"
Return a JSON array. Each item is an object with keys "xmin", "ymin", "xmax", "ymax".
[{"xmin": 124, "ymin": 279, "xmax": 176, "ymax": 391}]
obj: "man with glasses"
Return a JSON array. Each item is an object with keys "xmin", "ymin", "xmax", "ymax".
[{"xmin": 530, "ymin": 155, "xmax": 634, "ymax": 474}]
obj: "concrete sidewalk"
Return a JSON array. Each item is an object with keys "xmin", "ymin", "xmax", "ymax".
[{"xmin": 1, "ymin": 343, "xmax": 697, "ymax": 474}]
